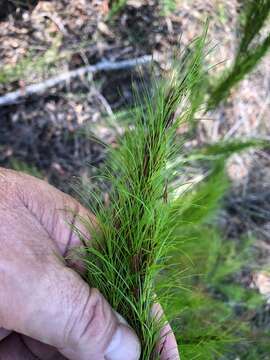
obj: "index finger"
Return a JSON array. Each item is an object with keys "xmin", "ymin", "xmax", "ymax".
[{"xmin": 0, "ymin": 168, "xmax": 95, "ymax": 257}]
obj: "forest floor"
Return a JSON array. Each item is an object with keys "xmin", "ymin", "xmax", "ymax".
[{"xmin": 0, "ymin": 0, "xmax": 270, "ymax": 357}]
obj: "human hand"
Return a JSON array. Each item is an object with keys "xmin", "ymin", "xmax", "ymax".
[{"xmin": 0, "ymin": 168, "xmax": 179, "ymax": 360}]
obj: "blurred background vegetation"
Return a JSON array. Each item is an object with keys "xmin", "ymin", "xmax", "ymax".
[{"xmin": 0, "ymin": 0, "xmax": 270, "ymax": 359}]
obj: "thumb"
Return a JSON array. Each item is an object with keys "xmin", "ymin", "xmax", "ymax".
[
  {"xmin": 2, "ymin": 262, "xmax": 141, "ymax": 360},
  {"xmin": 55, "ymin": 269, "xmax": 141, "ymax": 360},
  {"xmin": 62, "ymin": 272, "xmax": 141, "ymax": 360}
]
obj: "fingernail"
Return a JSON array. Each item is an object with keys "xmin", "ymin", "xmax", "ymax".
[
  {"xmin": 113, "ymin": 310, "xmax": 129, "ymax": 326},
  {"xmin": 105, "ymin": 323, "xmax": 141, "ymax": 360}
]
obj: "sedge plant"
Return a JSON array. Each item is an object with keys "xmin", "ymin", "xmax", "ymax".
[{"xmin": 74, "ymin": 30, "xmax": 209, "ymax": 359}]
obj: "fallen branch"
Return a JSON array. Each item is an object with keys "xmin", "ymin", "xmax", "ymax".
[{"xmin": 0, "ymin": 55, "xmax": 152, "ymax": 107}]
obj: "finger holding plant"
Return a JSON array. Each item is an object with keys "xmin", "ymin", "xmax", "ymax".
[
  {"xmin": 0, "ymin": 167, "xmax": 179, "ymax": 360},
  {"xmin": 0, "ymin": 168, "xmax": 141, "ymax": 360}
]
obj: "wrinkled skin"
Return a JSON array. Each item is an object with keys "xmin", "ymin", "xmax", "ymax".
[{"xmin": 0, "ymin": 168, "xmax": 180, "ymax": 360}]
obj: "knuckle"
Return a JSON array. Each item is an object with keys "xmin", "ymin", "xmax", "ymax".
[{"xmin": 64, "ymin": 283, "xmax": 116, "ymax": 352}]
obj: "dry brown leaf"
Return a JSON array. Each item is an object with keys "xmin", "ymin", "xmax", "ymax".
[{"xmin": 97, "ymin": 22, "xmax": 114, "ymax": 38}]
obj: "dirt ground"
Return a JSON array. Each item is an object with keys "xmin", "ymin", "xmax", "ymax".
[{"xmin": 0, "ymin": 0, "xmax": 270, "ymax": 356}]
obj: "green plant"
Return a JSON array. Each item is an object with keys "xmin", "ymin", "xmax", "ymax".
[
  {"xmin": 208, "ymin": 0, "xmax": 270, "ymax": 109},
  {"xmin": 73, "ymin": 19, "xmax": 270, "ymax": 357},
  {"xmin": 74, "ymin": 31, "xmax": 208, "ymax": 359}
]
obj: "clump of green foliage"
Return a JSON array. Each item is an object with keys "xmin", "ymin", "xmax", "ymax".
[
  {"xmin": 76, "ymin": 30, "xmax": 208, "ymax": 359},
  {"xmin": 208, "ymin": 0, "xmax": 270, "ymax": 109}
]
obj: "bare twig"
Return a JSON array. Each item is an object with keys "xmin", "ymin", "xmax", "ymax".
[{"xmin": 0, "ymin": 55, "xmax": 152, "ymax": 107}]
